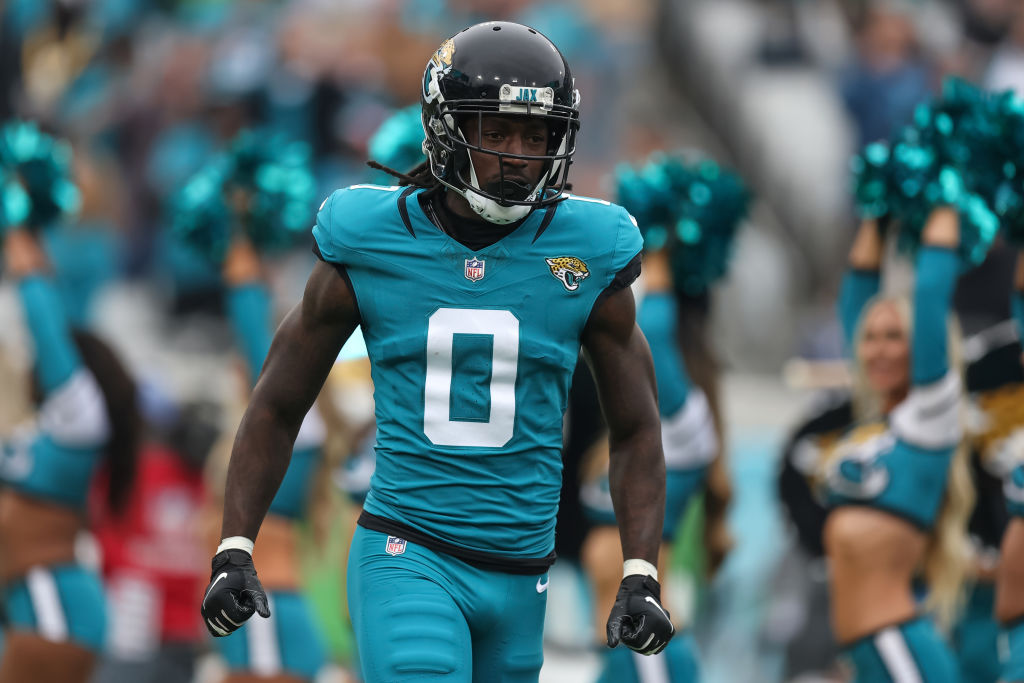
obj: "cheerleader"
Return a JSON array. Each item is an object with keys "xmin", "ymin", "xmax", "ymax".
[
  {"xmin": 824, "ymin": 213, "xmax": 974, "ymax": 681},
  {"xmin": 0, "ymin": 227, "xmax": 139, "ymax": 683},
  {"xmin": 995, "ymin": 250, "xmax": 1024, "ymax": 683}
]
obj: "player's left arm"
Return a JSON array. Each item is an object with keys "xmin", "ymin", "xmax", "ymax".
[
  {"xmin": 582, "ymin": 285, "xmax": 664, "ymax": 563},
  {"xmin": 582, "ymin": 284, "xmax": 674, "ymax": 655}
]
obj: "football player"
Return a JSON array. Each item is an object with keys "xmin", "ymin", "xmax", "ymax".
[{"xmin": 200, "ymin": 21, "xmax": 674, "ymax": 682}]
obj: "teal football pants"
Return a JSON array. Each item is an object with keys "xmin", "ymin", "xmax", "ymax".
[{"xmin": 348, "ymin": 525, "xmax": 547, "ymax": 682}]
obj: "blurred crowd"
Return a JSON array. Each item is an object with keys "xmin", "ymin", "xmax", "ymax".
[{"xmin": 0, "ymin": 0, "xmax": 646, "ymax": 293}]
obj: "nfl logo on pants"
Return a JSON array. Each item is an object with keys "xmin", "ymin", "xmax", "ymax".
[
  {"xmin": 385, "ymin": 536, "xmax": 407, "ymax": 556},
  {"xmin": 465, "ymin": 258, "xmax": 485, "ymax": 282}
]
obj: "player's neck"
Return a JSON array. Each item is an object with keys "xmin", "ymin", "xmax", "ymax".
[
  {"xmin": 443, "ymin": 190, "xmax": 482, "ymax": 221},
  {"xmin": 424, "ymin": 190, "xmax": 524, "ymax": 252}
]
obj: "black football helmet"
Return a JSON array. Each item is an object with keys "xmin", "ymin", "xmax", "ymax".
[{"xmin": 421, "ymin": 21, "xmax": 581, "ymax": 223}]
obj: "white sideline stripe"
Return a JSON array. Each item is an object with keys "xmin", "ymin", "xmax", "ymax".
[
  {"xmin": 632, "ymin": 648, "xmax": 670, "ymax": 683},
  {"xmin": 875, "ymin": 627, "xmax": 923, "ymax": 683},
  {"xmin": 247, "ymin": 595, "xmax": 280, "ymax": 675},
  {"xmin": 26, "ymin": 567, "xmax": 68, "ymax": 642}
]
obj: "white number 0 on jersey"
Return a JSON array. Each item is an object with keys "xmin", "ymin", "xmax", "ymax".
[{"xmin": 423, "ymin": 308, "xmax": 518, "ymax": 448}]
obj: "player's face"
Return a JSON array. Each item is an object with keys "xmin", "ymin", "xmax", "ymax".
[
  {"xmin": 462, "ymin": 115, "xmax": 549, "ymax": 202},
  {"xmin": 858, "ymin": 300, "xmax": 910, "ymax": 397}
]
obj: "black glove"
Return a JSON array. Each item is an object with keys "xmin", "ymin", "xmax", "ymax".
[
  {"xmin": 606, "ymin": 574, "xmax": 675, "ymax": 655},
  {"xmin": 200, "ymin": 549, "xmax": 270, "ymax": 637}
]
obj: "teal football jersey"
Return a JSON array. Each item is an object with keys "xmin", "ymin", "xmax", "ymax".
[{"xmin": 314, "ymin": 185, "xmax": 642, "ymax": 557}]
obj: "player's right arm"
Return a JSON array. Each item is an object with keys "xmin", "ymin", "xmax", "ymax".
[{"xmin": 201, "ymin": 259, "xmax": 359, "ymax": 636}]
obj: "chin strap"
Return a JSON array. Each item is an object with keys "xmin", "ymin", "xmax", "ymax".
[{"xmin": 464, "ymin": 187, "xmax": 532, "ymax": 224}]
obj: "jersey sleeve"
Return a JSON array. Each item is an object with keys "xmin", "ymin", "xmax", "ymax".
[
  {"xmin": 311, "ymin": 190, "xmax": 347, "ymax": 266},
  {"xmin": 837, "ymin": 269, "xmax": 880, "ymax": 354},
  {"xmin": 19, "ymin": 275, "xmax": 82, "ymax": 395},
  {"xmin": 612, "ymin": 209, "xmax": 644, "ymax": 278}
]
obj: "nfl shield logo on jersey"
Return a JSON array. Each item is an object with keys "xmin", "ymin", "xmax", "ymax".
[
  {"xmin": 385, "ymin": 536, "xmax": 407, "ymax": 556},
  {"xmin": 464, "ymin": 258, "xmax": 485, "ymax": 282}
]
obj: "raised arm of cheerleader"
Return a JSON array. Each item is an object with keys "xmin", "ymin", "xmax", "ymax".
[
  {"xmin": 224, "ymin": 237, "xmax": 272, "ymax": 388},
  {"xmin": 838, "ymin": 219, "xmax": 883, "ymax": 352},
  {"xmin": 4, "ymin": 229, "xmax": 81, "ymax": 395},
  {"xmin": 912, "ymin": 208, "xmax": 960, "ymax": 386},
  {"xmin": 637, "ymin": 250, "xmax": 690, "ymax": 417}
]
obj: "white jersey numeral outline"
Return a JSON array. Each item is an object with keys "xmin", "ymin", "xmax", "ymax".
[{"xmin": 423, "ymin": 308, "xmax": 519, "ymax": 448}]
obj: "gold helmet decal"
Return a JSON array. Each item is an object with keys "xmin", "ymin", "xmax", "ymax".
[
  {"xmin": 546, "ymin": 256, "xmax": 590, "ymax": 292},
  {"xmin": 432, "ymin": 38, "xmax": 456, "ymax": 70}
]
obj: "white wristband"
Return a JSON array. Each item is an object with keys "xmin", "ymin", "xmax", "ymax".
[
  {"xmin": 217, "ymin": 536, "xmax": 255, "ymax": 555},
  {"xmin": 623, "ymin": 558, "xmax": 658, "ymax": 581}
]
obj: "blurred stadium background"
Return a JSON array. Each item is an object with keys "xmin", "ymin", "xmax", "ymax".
[{"xmin": 2, "ymin": 0, "xmax": 1022, "ymax": 681}]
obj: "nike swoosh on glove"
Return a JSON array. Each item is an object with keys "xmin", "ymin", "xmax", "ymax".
[
  {"xmin": 606, "ymin": 574, "xmax": 675, "ymax": 655},
  {"xmin": 200, "ymin": 548, "xmax": 270, "ymax": 637}
]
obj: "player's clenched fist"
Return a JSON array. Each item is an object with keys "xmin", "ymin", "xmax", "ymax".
[
  {"xmin": 200, "ymin": 548, "xmax": 270, "ymax": 637},
  {"xmin": 606, "ymin": 574, "xmax": 675, "ymax": 655}
]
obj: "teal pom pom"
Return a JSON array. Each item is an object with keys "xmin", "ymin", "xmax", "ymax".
[
  {"xmin": 170, "ymin": 156, "xmax": 233, "ymax": 264},
  {"xmin": 172, "ymin": 129, "xmax": 317, "ymax": 263},
  {"xmin": 851, "ymin": 78, "xmax": 1004, "ymax": 266},
  {"xmin": 613, "ymin": 151, "xmax": 750, "ymax": 295},
  {"xmin": 851, "ymin": 142, "xmax": 891, "ymax": 219},
  {"xmin": 0, "ymin": 120, "xmax": 80, "ymax": 230},
  {"xmin": 0, "ymin": 169, "xmax": 30, "ymax": 229},
  {"xmin": 368, "ymin": 105, "xmax": 426, "ymax": 178},
  {"xmin": 228, "ymin": 130, "xmax": 316, "ymax": 250},
  {"xmin": 991, "ymin": 89, "xmax": 1024, "ymax": 245}
]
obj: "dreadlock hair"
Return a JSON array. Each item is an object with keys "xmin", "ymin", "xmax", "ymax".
[
  {"xmin": 71, "ymin": 330, "xmax": 140, "ymax": 514},
  {"xmin": 366, "ymin": 160, "xmax": 438, "ymax": 189}
]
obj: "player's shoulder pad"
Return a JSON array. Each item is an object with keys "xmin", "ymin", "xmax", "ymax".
[
  {"xmin": 557, "ymin": 194, "xmax": 642, "ymax": 273},
  {"xmin": 312, "ymin": 184, "xmax": 404, "ymax": 264}
]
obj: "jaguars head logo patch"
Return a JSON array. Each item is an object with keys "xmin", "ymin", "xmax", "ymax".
[{"xmin": 546, "ymin": 256, "xmax": 590, "ymax": 292}]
